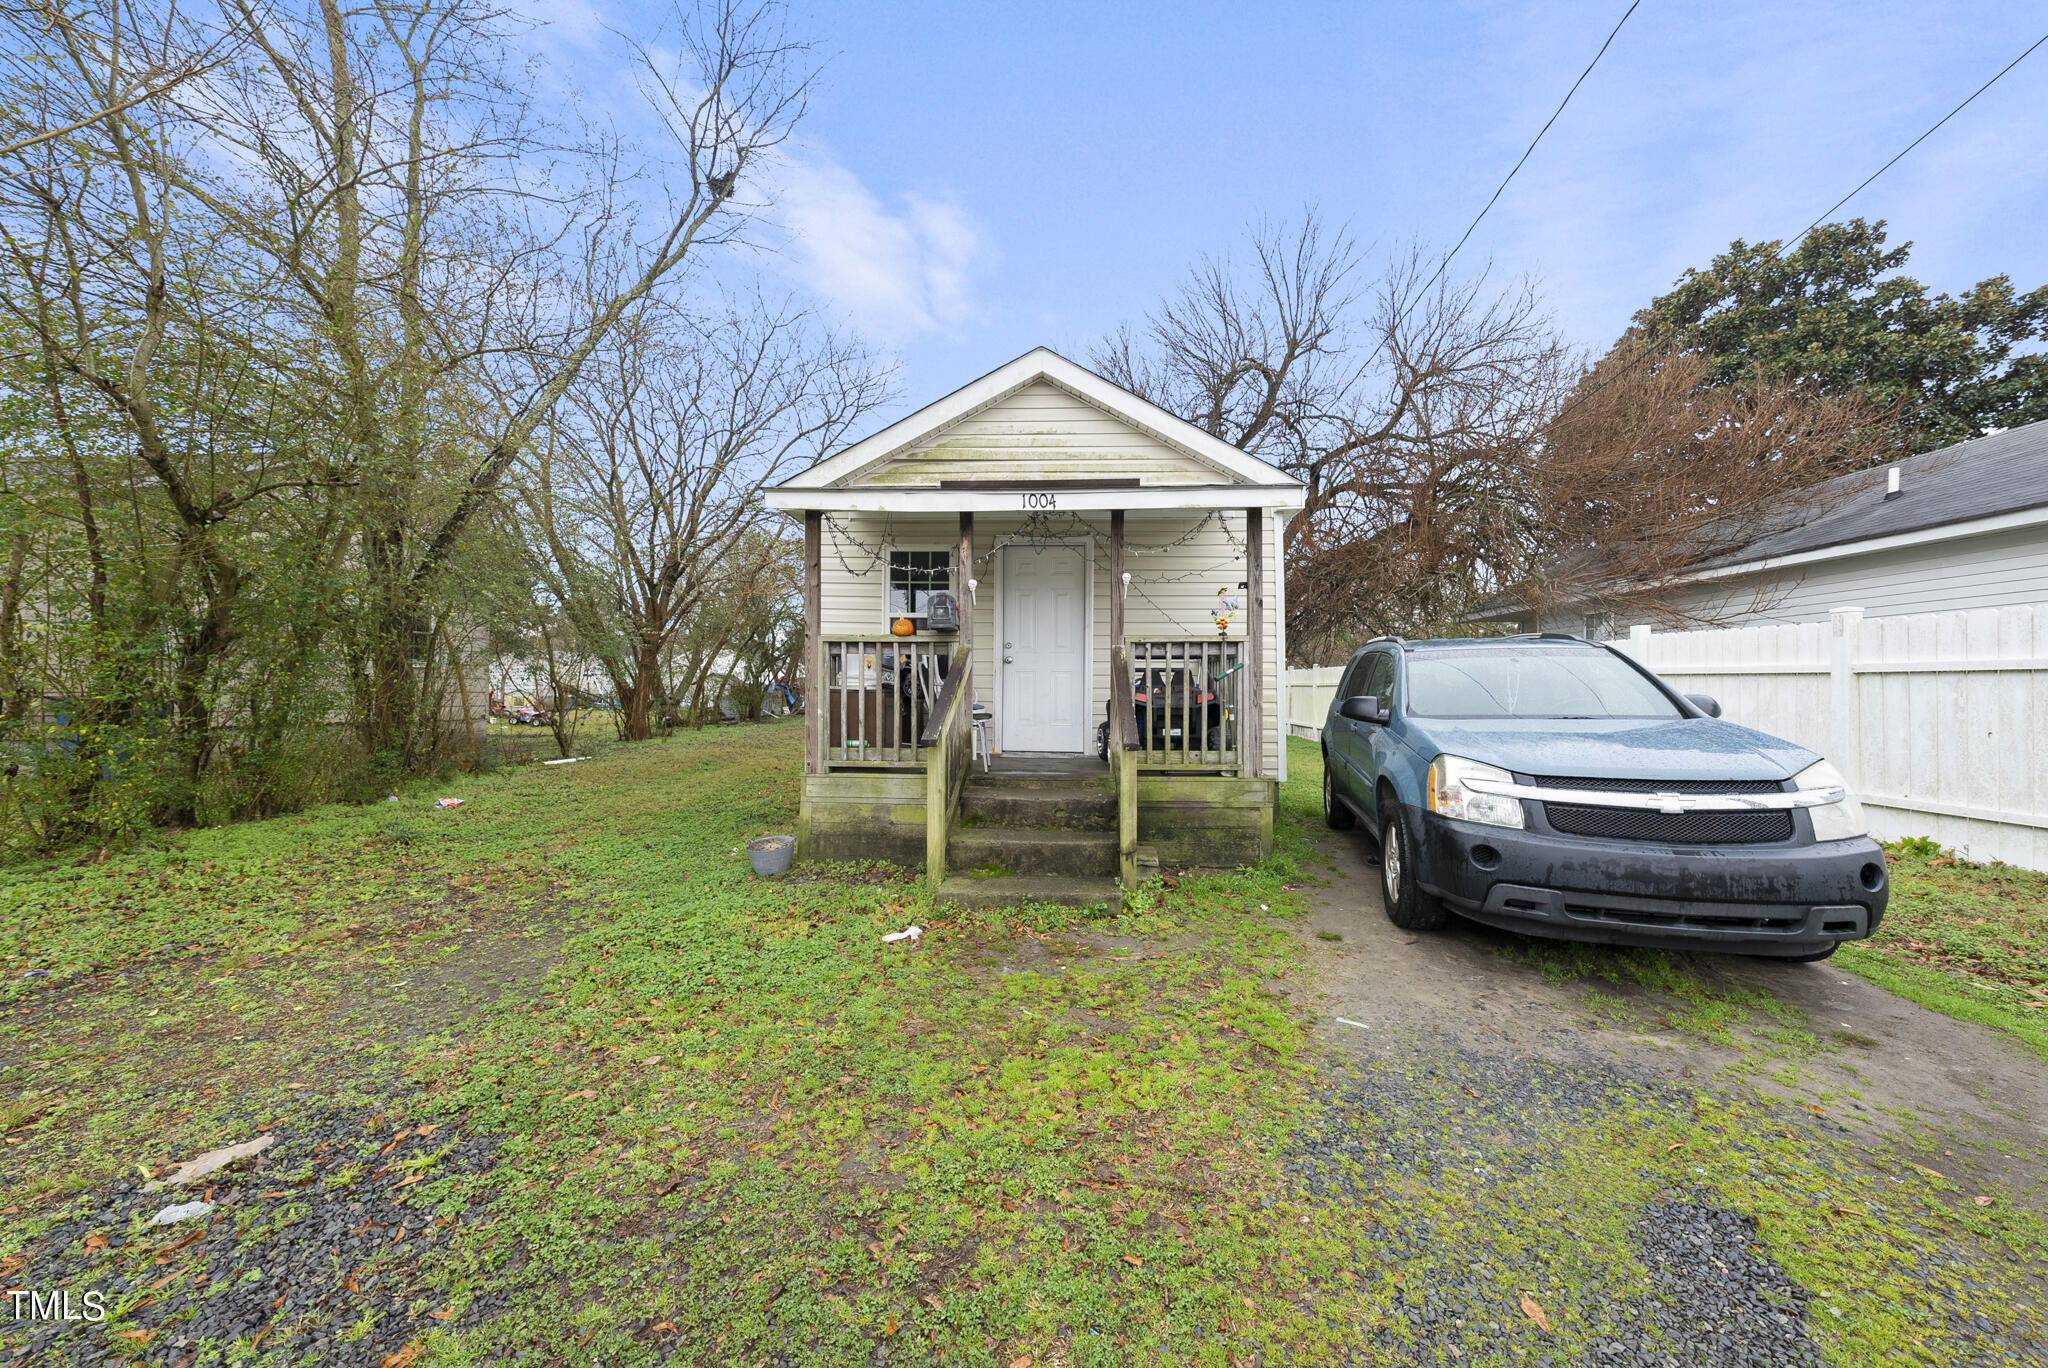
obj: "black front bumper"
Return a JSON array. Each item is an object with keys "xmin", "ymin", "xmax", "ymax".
[{"xmin": 1411, "ymin": 806, "xmax": 1889, "ymax": 958}]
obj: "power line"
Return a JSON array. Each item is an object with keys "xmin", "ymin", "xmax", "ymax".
[
  {"xmin": 1420, "ymin": 0, "xmax": 1644, "ymax": 298},
  {"xmin": 1552, "ymin": 25, "xmax": 2048, "ymax": 428}
]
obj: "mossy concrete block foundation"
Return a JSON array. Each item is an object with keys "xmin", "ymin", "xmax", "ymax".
[
  {"xmin": 800, "ymin": 768, "xmax": 1274, "ymax": 873},
  {"xmin": 797, "ymin": 771, "xmax": 927, "ymax": 866},
  {"xmin": 1136, "ymin": 774, "xmax": 1275, "ymax": 869}
]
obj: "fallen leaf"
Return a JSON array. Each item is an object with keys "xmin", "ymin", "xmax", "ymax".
[
  {"xmin": 393, "ymin": 1173, "xmax": 424, "ymax": 1188},
  {"xmin": 84, "ymin": 1233, "xmax": 108, "ymax": 1250},
  {"xmin": 884, "ymin": 1313, "xmax": 898, "ymax": 1336},
  {"xmin": 1007, "ymin": 1357, "xmax": 1032, "ymax": 1368},
  {"xmin": 648, "ymin": 1320, "xmax": 676, "ymax": 1334},
  {"xmin": 112, "ymin": 1328, "xmax": 152, "ymax": 1342},
  {"xmin": 1908, "ymin": 1163, "xmax": 1946, "ymax": 1182},
  {"xmin": 1974, "ymin": 1195, "xmax": 1993, "ymax": 1207},
  {"xmin": 1121, "ymin": 1254, "xmax": 1144, "ymax": 1267},
  {"xmin": 427, "ymin": 1309, "xmax": 453, "ymax": 1320},
  {"xmin": 562, "ymin": 1089, "xmax": 597, "ymax": 1102},
  {"xmin": 260, "ymin": 1191, "xmax": 290, "ymax": 1199},
  {"xmin": 1519, "ymin": 1294, "xmax": 1551, "ymax": 1333},
  {"xmin": 379, "ymin": 1345, "xmax": 425, "ymax": 1368},
  {"xmin": 1666, "ymin": 1142, "xmax": 1683, "ymax": 1152}
]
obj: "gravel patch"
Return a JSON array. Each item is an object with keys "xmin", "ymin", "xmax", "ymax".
[
  {"xmin": 2, "ymin": 1095, "xmax": 505, "ymax": 1367},
  {"xmin": 1287, "ymin": 1032, "xmax": 2044, "ymax": 1367}
]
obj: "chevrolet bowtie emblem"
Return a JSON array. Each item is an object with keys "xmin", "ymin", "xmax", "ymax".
[{"xmin": 1652, "ymin": 793, "xmax": 1692, "ymax": 814}]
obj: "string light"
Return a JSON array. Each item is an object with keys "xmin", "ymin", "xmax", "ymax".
[{"xmin": 822, "ymin": 508, "xmax": 1257, "ymax": 637}]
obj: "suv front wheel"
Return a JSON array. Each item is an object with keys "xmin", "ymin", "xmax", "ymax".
[
  {"xmin": 1323, "ymin": 753, "xmax": 1355, "ymax": 829},
  {"xmin": 1377, "ymin": 796, "xmax": 1448, "ymax": 931}
]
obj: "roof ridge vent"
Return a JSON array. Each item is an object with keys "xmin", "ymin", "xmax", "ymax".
[{"xmin": 1884, "ymin": 465, "xmax": 1902, "ymax": 500}]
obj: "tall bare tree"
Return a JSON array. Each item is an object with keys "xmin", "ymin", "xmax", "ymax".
[
  {"xmin": 1097, "ymin": 213, "xmax": 1571, "ymax": 659},
  {"xmin": 522, "ymin": 299, "xmax": 890, "ymax": 739},
  {"xmin": 171, "ymin": 0, "xmax": 820, "ymax": 768}
]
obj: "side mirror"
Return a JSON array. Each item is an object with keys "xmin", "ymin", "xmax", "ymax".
[
  {"xmin": 1685, "ymin": 693, "xmax": 1722, "ymax": 718},
  {"xmin": 1339, "ymin": 695, "xmax": 1389, "ymax": 724}
]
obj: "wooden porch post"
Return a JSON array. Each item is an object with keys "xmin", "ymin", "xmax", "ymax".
[
  {"xmin": 958, "ymin": 512, "xmax": 975, "ymax": 695},
  {"xmin": 1110, "ymin": 509, "xmax": 1136, "ymax": 894},
  {"xmin": 1244, "ymin": 507, "xmax": 1264, "ymax": 778},
  {"xmin": 1108, "ymin": 510, "xmax": 1125, "ymax": 654},
  {"xmin": 804, "ymin": 510, "xmax": 823, "ymax": 775}
]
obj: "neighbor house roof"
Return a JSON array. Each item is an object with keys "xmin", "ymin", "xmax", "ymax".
[
  {"xmin": 1683, "ymin": 417, "xmax": 2048, "ymax": 573},
  {"xmin": 1474, "ymin": 417, "xmax": 2048, "ymax": 620}
]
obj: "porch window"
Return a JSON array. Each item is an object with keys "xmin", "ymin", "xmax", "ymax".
[{"xmin": 887, "ymin": 550, "xmax": 952, "ymax": 622}]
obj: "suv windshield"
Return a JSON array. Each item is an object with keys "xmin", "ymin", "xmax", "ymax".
[{"xmin": 1405, "ymin": 646, "xmax": 1681, "ymax": 719}]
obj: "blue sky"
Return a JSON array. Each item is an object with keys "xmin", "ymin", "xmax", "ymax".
[{"xmin": 545, "ymin": 0, "xmax": 2048, "ymax": 418}]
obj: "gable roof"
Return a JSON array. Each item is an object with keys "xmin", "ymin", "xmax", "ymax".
[
  {"xmin": 1683, "ymin": 417, "xmax": 2048, "ymax": 571},
  {"xmin": 768, "ymin": 347, "xmax": 1304, "ymax": 507}
]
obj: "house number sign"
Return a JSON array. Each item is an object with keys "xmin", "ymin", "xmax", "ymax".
[{"xmin": 1020, "ymin": 492, "xmax": 1058, "ymax": 509}]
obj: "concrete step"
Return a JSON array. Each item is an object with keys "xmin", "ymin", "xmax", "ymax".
[
  {"xmin": 937, "ymin": 874, "xmax": 1120, "ymax": 909},
  {"xmin": 948, "ymin": 825, "xmax": 1117, "ymax": 878},
  {"xmin": 960, "ymin": 782, "xmax": 1115, "ymax": 831}
]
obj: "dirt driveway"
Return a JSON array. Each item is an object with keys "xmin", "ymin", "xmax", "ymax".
[
  {"xmin": 1301, "ymin": 815, "xmax": 2048, "ymax": 1186},
  {"xmin": 1282, "ymin": 816, "xmax": 2048, "ymax": 1366}
]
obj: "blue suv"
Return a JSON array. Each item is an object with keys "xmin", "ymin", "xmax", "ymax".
[{"xmin": 1321, "ymin": 635, "xmax": 1888, "ymax": 961}]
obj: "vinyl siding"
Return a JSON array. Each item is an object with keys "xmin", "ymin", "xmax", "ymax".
[
  {"xmin": 1670, "ymin": 525, "xmax": 2048, "ymax": 627},
  {"xmin": 814, "ymin": 510, "xmax": 1282, "ymax": 775},
  {"xmin": 1526, "ymin": 524, "xmax": 2048, "ymax": 637},
  {"xmin": 852, "ymin": 380, "xmax": 1232, "ymax": 487}
]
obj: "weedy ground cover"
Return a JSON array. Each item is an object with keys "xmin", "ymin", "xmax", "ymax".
[
  {"xmin": 3, "ymin": 725, "xmax": 2043, "ymax": 1366},
  {"xmin": 1839, "ymin": 838, "xmax": 2048, "ymax": 1063}
]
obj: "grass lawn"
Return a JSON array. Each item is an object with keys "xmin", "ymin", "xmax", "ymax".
[
  {"xmin": 1840, "ymin": 840, "xmax": 2048, "ymax": 1064},
  {"xmin": 4, "ymin": 724, "xmax": 2045, "ymax": 1366}
]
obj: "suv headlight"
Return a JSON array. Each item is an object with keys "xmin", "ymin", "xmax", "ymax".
[
  {"xmin": 1793, "ymin": 759, "xmax": 1866, "ymax": 841},
  {"xmin": 1428, "ymin": 754, "xmax": 1524, "ymax": 830}
]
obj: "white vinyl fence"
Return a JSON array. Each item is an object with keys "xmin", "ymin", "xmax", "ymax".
[
  {"xmin": 1282, "ymin": 603, "xmax": 2048, "ymax": 871},
  {"xmin": 1285, "ymin": 665, "xmax": 1348, "ymax": 742}
]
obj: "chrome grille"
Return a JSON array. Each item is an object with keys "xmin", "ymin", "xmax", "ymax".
[{"xmin": 1530, "ymin": 775, "xmax": 1786, "ymax": 794}]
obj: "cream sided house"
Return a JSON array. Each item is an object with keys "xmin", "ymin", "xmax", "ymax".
[{"xmin": 764, "ymin": 348, "xmax": 1305, "ymax": 905}]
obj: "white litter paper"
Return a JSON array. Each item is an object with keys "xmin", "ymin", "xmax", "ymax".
[
  {"xmin": 880, "ymin": 925, "xmax": 923, "ymax": 944},
  {"xmin": 542, "ymin": 756, "xmax": 591, "ymax": 766},
  {"xmin": 151, "ymin": 1200, "xmax": 214, "ymax": 1225}
]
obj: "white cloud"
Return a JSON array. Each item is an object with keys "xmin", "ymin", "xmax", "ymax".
[{"xmin": 767, "ymin": 150, "xmax": 987, "ymax": 339}]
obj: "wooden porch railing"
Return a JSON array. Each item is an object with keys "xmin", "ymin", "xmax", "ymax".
[
  {"xmin": 818, "ymin": 638, "xmax": 953, "ymax": 768},
  {"xmin": 919, "ymin": 644, "xmax": 974, "ymax": 897},
  {"xmin": 1111, "ymin": 645, "xmax": 1140, "ymax": 894},
  {"xmin": 1126, "ymin": 637, "xmax": 1246, "ymax": 773}
]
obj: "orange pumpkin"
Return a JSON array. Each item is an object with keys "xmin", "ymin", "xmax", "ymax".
[{"xmin": 890, "ymin": 617, "xmax": 916, "ymax": 637}]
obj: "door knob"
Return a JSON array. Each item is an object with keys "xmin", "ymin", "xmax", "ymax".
[{"xmin": 1003, "ymin": 655, "xmax": 1014, "ymax": 663}]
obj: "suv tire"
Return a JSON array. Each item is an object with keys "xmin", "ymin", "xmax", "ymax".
[
  {"xmin": 1323, "ymin": 754, "xmax": 1355, "ymax": 829},
  {"xmin": 1377, "ymin": 795, "xmax": 1448, "ymax": 931}
]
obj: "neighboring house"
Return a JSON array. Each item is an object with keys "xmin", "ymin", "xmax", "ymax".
[
  {"xmin": 765, "ymin": 347, "xmax": 1305, "ymax": 903},
  {"xmin": 1499, "ymin": 418, "xmax": 2048, "ymax": 636}
]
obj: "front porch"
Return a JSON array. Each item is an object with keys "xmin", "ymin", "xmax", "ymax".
[{"xmin": 793, "ymin": 504, "xmax": 1280, "ymax": 898}]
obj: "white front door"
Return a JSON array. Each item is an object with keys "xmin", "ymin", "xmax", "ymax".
[{"xmin": 1000, "ymin": 545, "xmax": 1088, "ymax": 752}]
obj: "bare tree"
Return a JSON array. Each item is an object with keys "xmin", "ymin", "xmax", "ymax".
[
  {"xmin": 1097, "ymin": 212, "xmax": 1571, "ymax": 659},
  {"xmin": 1510, "ymin": 341, "xmax": 1895, "ymax": 626},
  {"xmin": 522, "ymin": 298, "xmax": 889, "ymax": 739},
  {"xmin": 162, "ymin": 0, "xmax": 821, "ymax": 766}
]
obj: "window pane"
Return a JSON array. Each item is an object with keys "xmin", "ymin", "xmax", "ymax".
[{"xmin": 889, "ymin": 551, "xmax": 950, "ymax": 618}]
